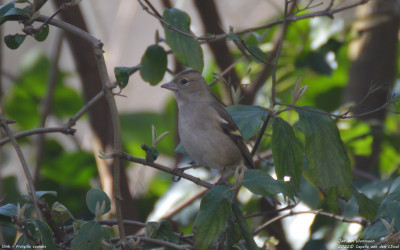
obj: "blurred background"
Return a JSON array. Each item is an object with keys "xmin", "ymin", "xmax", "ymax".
[{"xmin": 1, "ymin": 0, "xmax": 399, "ymax": 249}]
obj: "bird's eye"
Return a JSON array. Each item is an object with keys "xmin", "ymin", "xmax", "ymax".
[{"xmin": 180, "ymin": 79, "xmax": 188, "ymax": 84}]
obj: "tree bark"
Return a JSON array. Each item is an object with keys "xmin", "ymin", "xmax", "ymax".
[{"xmin": 343, "ymin": 0, "xmax": 399, "ymax": 172}]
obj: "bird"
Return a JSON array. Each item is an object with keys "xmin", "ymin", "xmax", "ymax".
[{"xmin": 161, "ymin": 69, "xmax": 254, "ymax": 184}]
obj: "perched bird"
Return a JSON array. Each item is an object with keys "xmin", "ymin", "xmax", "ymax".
[{"xmin": 161, "ymin": 69, "xmax": 254, "ymax": 183}]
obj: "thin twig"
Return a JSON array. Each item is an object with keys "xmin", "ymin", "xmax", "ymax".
[
  {"xmin": 250, "ymin": 115, "xmax": 271, "ymax": 156},
  {"xmin": 137, "ymin": 0, "xmax": 368, "ymax": 44},
  {"xmin": 275, "ymin": 100, "xmax": 393, "ymax": 119},
  {"xmin": 0, "ymin": 116, "xmax": 42, "ymax": 221},
  {"xmin": 162, "ymin": 188, "xmax": 208, "ymax": 220},
  {"xmin": 253, "ymin": 209, "xmax": 369, "ymax": 235},
  {"xmin": 116, "ymin": 235, "xmax": 194, "ymax": 249},
  {"xmin": 121, "ymin": 152, "xmax": 214, "ymax": 189},
  {"xmin": 33, "ymin": 15, "xmax": 101, "ymax": 46},
  {"xmin": 38, "ymin": 199, "xmax": 68, "ymax": 244},
  {"xmin": 24, "ymin": 1, "xmax": 78, "ymax": 36},
  {"xmin": 137, "ymin": 0, "xmax": 197, "ymax": 39},
  {"xmin": 0, "ymin": 91, "xmax": 104, "ymax": 146},
  {"xmin": 209, "ymin": 56, "xmax": 246, "ymax": 86},
  {"xmin": 100, "ymin": 219, "xmax": 146, "ymax": 228},
  {"xmin": 34, "ymin": 30, "xmax": 64, "ymax": 183},
  {"xmin": 0, "ymin": 126, "xmax": 75, "ymax": 146},
  {"xmin": 271, "ymin": 0, "xmax": 290, "ymax": 107}
]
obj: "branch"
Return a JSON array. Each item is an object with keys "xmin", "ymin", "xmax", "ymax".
[
  {"xmin": 137, "ymin": 0, "xmax": 198, "ymax": 40},
  {"xmin": 99, "ymin": 219, "xmax": 146, "ymax": 228},
  {"xmin": 253, "ymin": 209, "xmax": 369, "ymax": 235},
  {"xmin": 34, "ymin": 30, "xmax": 64, "ymax": 183},
  {"xmin": 0, "ymin": 116, "xmax": 42, "ymax": 221},
  {"xmin": 121, "ymin": 152, "xmax": 214, "ymax": 189},
  {"xmin": 38, "ymin": 199, "xmax": 68, "ymax": 245},
  {"xmin": 0, "ymin": 126, "xmax": 75, "ymax": 146},
  {"xmin": 250, "ymin": 115, "xmax": 272, "ymax": 156},
  {"xmin": 93, "ymin": 46, "xmax": 127, "ymax": 242},
  {"xmin": 139, "ymin": 0, "xmax": 369, "ymax": 43},
  {"xmin": 112, "ymin": 235, "xmax": 194, "ymax": 250},
  {"xmin": 0, "ymin": 91, "xmax": 104, "ymax": 146},
  {"xmin": 161, "ymin": 188, "xmax": 208, "ymax": 220},
  {"xmin": 31, "ymin": 13, "xmax": 127, "ymax": 244},
  {"xmin": 275, "ymin": 98, "xmax": 394, "ymax": 119},
  {"xmin": 34, "ymin": 15, "xmax": 101, "ymax": 46}
]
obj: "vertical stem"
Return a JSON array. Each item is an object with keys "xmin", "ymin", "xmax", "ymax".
[
  {"xmin": 232, "ymin": 203, "xmax": 258, "ymax": 250},
  {"xmin": 93, "ymin": 47, "xmax": 126, "ymax": 243},
  {"xmin": 0, "ymin": 117, "xmax": 42, "ymax": 221},
  {"xmin": 34, "ymin": 30, "xmax": 64, "ymax": 185},
  {"xmin": 251, "ymin": 0, "xmax": 291, "ymax": 157},
  {"xmin": 271, "ymin": 0, "xmax": 290, "ymax": 107}
]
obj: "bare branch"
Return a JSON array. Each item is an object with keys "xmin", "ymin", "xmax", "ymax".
[
  {"xmin": 275, "ymin": 97, "xmax": 394, "ymax": 119},
  {"xmin": 137, "ymin": 0, "xmax": 369, "ymax": 44},
  {"xmin": 0, "ymin": 127, "xmax": 75, "ymax": 146},
  {"xmin": 253, "ymin": 209, "xmax": 369, "ymax": 235},
  {"xmin": 121, "ymin": 152, "xmax": 214, "ymax": 189},
  {"xmin": 34, "ymin": 30, "xmax": 64, "ymax": 183},
  {"xmin": 111, "ymin": 235, "xmax": 194, "ymax": 250},
  {"xmin": 137, "ymin": 0, "xmax": 198, "ymax": 40},
  {"xmin": 0, "ymin": 91, "xmax": 104, "ymax": 146},
  {"xmin": 0, "ymin": 116, "xmax": 42, "ymax": 221}
]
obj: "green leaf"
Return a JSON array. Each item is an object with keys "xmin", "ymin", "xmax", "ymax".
[
  {"xmin": 373, "ymin": 177, "xmax": 400, "ymax": 230},
  {"xmin": 141, "ymin": 143, "xmax": 160, "ymax": 163},
  {"xmin": 0, "ymin": 204, "xmax": 17, "ymax": 217},
  {"xmin": 114, "ymin": 65, "xmax": 140, "ymax": 89},
  {"xmin": 41, "ymin": 144, "xmax": 96, "ymax": 188},
  {"xmin": 225, "ymin": 219, "xmax": 242, "ymax": 249},
  {"xmin": 225, "ymin": 105, "xmax": 269, "ymax": 140},
  {"xmin": 4, "ymin": 52, "xmax": 77, "ymax": 129},
  {"xmin": 28, "ymin": 219, "xmax": 57, "ymax": 250},
  {"xmin": 242, "ymin": 169, "xmax": 295, "ymax": 200},
  {"xmin": 163, "ymin": 8, "xmax": 203, "ymax": 71},
  {"xmin": 70, "ymin": 221, "xmax": 102, "ymax": 249},
  {"xmin": 36, "ymin": 191, "xmax": 57, "ymax": 199},
  {"xmin": 86, "ymin": 189, "xmax": 111, "ymax": 215},
  {"xmin": 146, "ymin": 220, "xmax": 180, "ymax": 249},
  {"xmin": 33, "ymin": 24, "xmax": 49, "ymax": 42},
  {"xmin": 15, "ymin": 235, "xmax": 34, "ymax": 248},
  {"xmin": 0, "ymin": 2, "xmax": 30, "ymax": 25},
  {"xmin": 295, "ymin": 108, "xmax": 352, "ymax": 204},
  {"xmin": 363, "ymin": 219, "xmax": 389, "ymax": 240},
  {"xmin": 0, "ymin": 1, "xmax": 15, "ymax": 17},
  {"xmin": 193, "ymin": 186, "xmax": 232, "ymax": 250},
  {"xmin": 4, "ymin": 34, "xmax": 26, "ymax": 49},
  {"xmin": 353, "ymin": 189, "xmax": 379, "ymax": 221},
  {"xmin": 272, "ymin": 117, "xmax": 303, "ymax": 190},
  {"xmin": 247, "ymin": 45, "xmax": 267, "ymax": 63},
  {"xmin": 51, "ymin": 202, "xmax": 75, "ymax": 224},
  {"xmin": 140, "ymin": 44, "xmax": 167, "ymax": 85}
]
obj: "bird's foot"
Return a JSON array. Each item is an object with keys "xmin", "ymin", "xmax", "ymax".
[{"xmin": 171, "ymin": 165, "xmax": 198, "ymax": 182}]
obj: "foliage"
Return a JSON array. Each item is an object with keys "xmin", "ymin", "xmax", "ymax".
[{"xmin": 0, "ymin": 0, "xmax": 399, "ymax": 249}]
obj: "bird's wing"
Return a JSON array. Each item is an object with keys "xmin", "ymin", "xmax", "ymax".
[{"xmin": 210, "ymin": 103, "xmax": 255, "ymax": 169}]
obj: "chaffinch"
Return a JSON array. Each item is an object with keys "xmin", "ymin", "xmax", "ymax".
[{"xmin": 161, "ymin": 69, "xmax": 254, "ymax": 183}]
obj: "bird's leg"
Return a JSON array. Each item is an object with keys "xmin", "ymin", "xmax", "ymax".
[
  {"xmin": 171, "ymin": 162, "xmax": 199, "ymax": 182},
  {"xmin": 231, "ymin": 164, "xmax": 246, "ymax": 190}
]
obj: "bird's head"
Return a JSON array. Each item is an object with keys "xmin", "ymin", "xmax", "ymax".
[{"xmin": 161, "ymin": 69, "xmax": 210, "ymax": 101}]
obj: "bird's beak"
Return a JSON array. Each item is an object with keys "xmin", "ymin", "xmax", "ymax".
[{"xmin": 161, "ymin": 81, "xmax": 178, "ymax": 91}]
